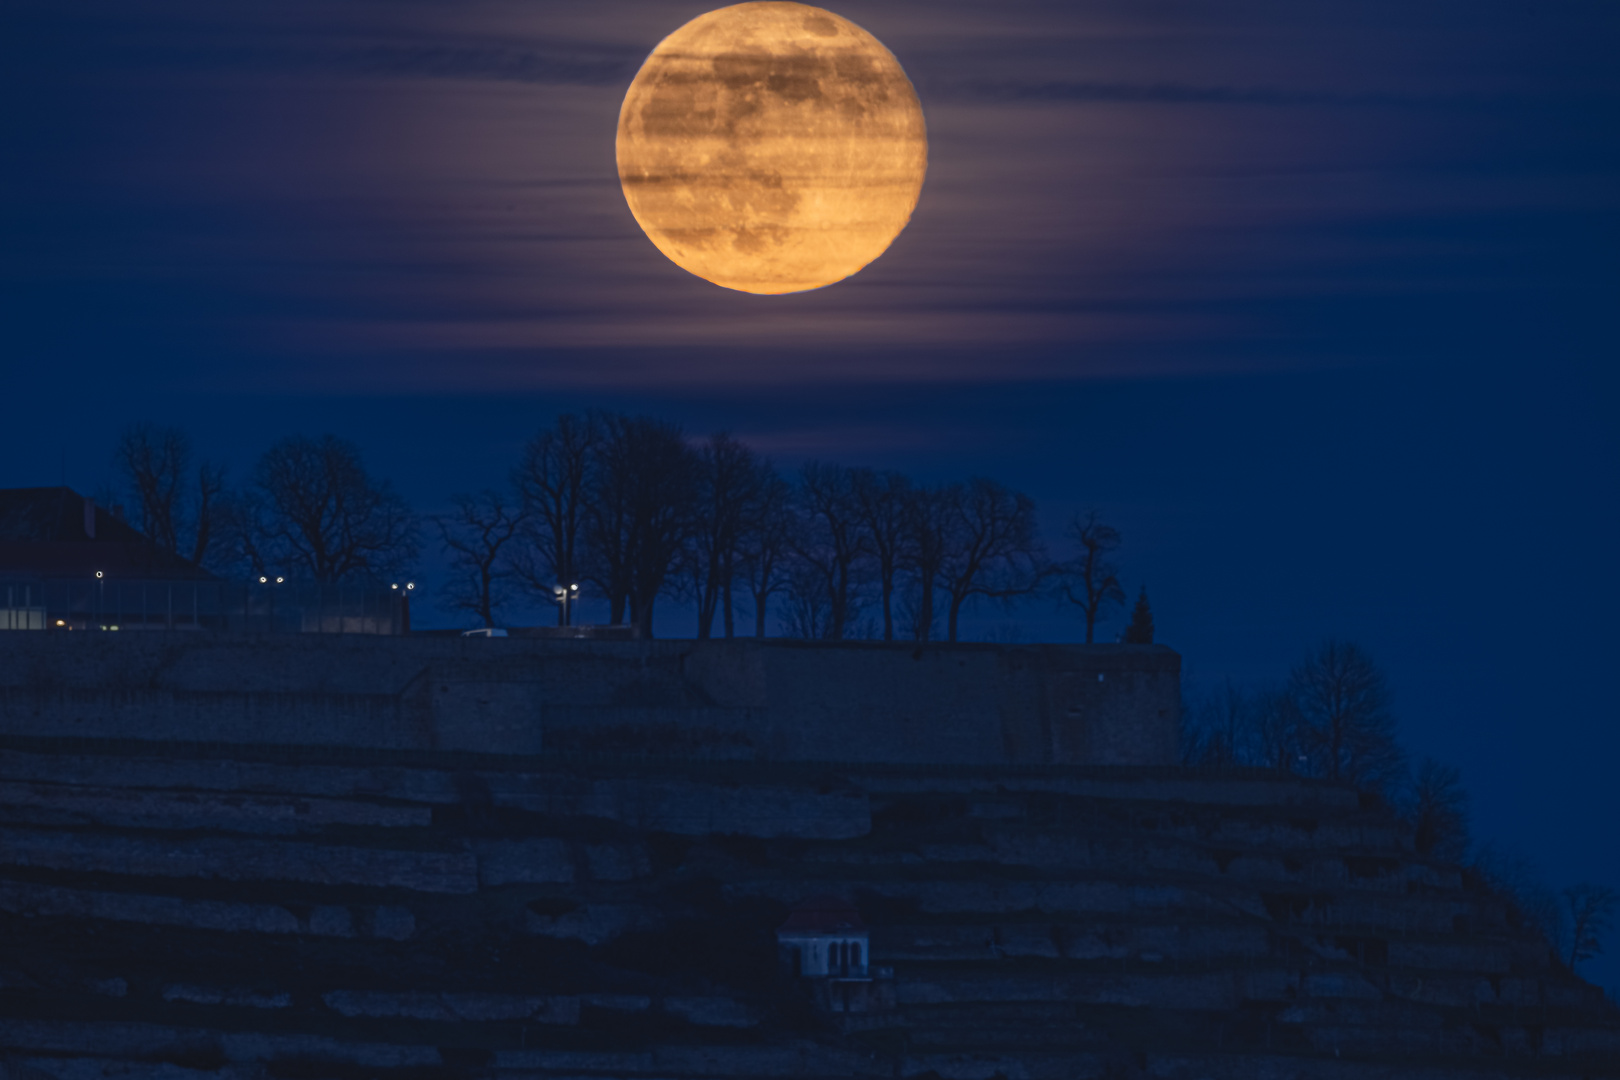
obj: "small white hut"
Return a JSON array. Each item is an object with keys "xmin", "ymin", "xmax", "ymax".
[{"xmin": 777, "ymin": 894, "xmax": 869, "ymax": 979}]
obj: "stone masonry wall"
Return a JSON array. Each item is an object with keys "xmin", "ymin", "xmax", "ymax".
[
  {"xmin": 1, "ymin": 740, "xmax": 1615, "ymax": 1078},
  {"xmin": 0, "ymin": 635, "xmax": 1181, "ymax": 766}
]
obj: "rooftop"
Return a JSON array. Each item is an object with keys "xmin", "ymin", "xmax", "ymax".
[
  {"xmin": 0, "ymin": 487, "xmax": 213, "ymax": 580},
  {"xmin": 778, "ymin": 894, "xmax": 867, "ymax": 934}
]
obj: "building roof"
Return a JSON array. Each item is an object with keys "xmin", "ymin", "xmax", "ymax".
[
  {"xmin": 0, "ymin": 488, "xmax": 215, "ymax": 580},
  {"xmin": 778, "ymin": 894, "xmax": 867, "ymax": 934}
]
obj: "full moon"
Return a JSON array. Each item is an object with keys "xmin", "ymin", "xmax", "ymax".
[{"xmin": 616, "ymin": 2, "xmax": 928, "ymax": 295}]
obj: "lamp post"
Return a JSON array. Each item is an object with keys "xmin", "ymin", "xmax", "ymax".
[
  {"xmin": 258, "ymin": 575, "xmax": 286, "ymax": 632},
  {"xmin": 553, "ymin": 582, "xmax": 580, "ymax": 627},
  {"xmin": 390, "ymin": 581, "xmax": 415, "ymax": 635}
]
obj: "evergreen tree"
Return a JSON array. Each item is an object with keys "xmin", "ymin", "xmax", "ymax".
[{"xmin": 1122, "ymin": 587, "xmax": 1154, "ymax": 644}]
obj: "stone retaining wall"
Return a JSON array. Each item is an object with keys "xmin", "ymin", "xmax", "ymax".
[
  {"xmin": 0, "ymin": 739, "xmax": 1615, "ymax": 1078},
  {"xmin": 0, "ymin": 635, "xmax": 1180, "ymax": 766}
]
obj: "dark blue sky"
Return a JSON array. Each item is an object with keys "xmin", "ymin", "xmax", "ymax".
[{"xmin": 3, "ymin": 0, "xmax": 1618, "ymax": 989}]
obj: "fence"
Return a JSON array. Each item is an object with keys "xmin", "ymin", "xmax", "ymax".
[{"xmin": 0, "ymin": 578, "xmax": 404, "ymax": 635}]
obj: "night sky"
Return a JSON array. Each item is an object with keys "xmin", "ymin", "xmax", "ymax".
[{"xmin": 4, "ymin": 1, "xmax": 1618, "ymax": 990}]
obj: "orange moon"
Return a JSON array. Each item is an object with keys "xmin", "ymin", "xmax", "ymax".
[{"xmin": 616, "ymin": 2, "xmax": 928, "ymax": 295}]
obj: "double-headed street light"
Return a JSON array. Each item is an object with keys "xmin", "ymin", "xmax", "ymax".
[{"xmin": 553, "ymin": 582, "xmax": 580, "ymax": 626}]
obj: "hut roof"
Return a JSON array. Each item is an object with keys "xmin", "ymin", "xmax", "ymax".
[{"xmin": 778, "ymin": 894, "xmax": 866, "ymax": 933}]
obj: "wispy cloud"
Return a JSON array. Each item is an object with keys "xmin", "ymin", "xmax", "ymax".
[
  {"xmin": 69, "ymin": 38, "xmax": 642, "ymax": 87},
  {"xmin": 929, "ymin": 80, "xmax": 1611, "ymax": 111},
  {"xmin": 6, "ymin": 0, "xmax": 1615, "ymax": 395}
]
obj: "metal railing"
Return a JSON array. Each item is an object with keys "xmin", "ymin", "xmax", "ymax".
[{"xmin": 0, "ymin": 578, "xmax": 404, "ymax": 635}]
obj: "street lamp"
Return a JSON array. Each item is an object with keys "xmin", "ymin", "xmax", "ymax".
[
  {"xmin": 552, "ymin": 582, "xmax": 580, "ymax": 626},
  {"xmin": 390, "ymin": 582, "xmax": 416, "ymax": 636}
]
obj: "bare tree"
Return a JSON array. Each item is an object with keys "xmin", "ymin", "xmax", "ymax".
[
  {"xmin": 216, "ymin": 491, "xmax": 270, "ymax": 579},
  {"xmin": 1190, "ymin": 679, "xmax": 1249, "ymax": 766},
  {"xmin": 689, "ymin": 433, "xmax": 762, "ymax": 639},
  {"xmin": 1564, "ymin": 884, "xmax": 1618, "ymax": 972},
  {"xmin": 782, "ymin": 558, "xmax": 833, "ymax": 639},
  {"xmin": 1250, "ymin": 686, "xmax": 1306, "ymax": 773},
  {"xmin": 739, "ymin": 467, "xmax": 792, "ymax": 637},
  {"xmin": 190, "ymin": 462, "xmax": 225, "ymax": 566},
  {"xmin": 1058, "ymin": 510, "xmax": 1124, "ymax": 643},
  {"xmin": 853, "ymin": 468, "xmax": 912, "ymax": 641},
  {"xmin": 1287, "ymin": 640, "xmax": 1404, "ymax": 792},
  {"xmin": 580, "ymin": 418, "xmax": 637, "ymax": 625},
  {"xmin": 938, "ymin": 477, "xmax": 1045, "ymax": 643},
  {"xmin": 116, "ymin": 424, "xmax": 185, "ymax": 552},
  {"xmin": 1408, "ymin": 758, "xmax": 1471, "ymax": 862},
  {"xmin": 113, "ymin": 423, "xmax": 225, "ymax": 567},
  {"xmin": 1473, "ymin": 845, "xmax": 1566, "ymax": 951},
  {"xmin": 432, "ymin": 490, "xmax": 525, "ymax": 628},
  {"xmin": 903, "ymin": 484, "xmax": 953, "ymax": 642},
  {"xmin": 789, "ymin": 462, "xmax": 871, "ymax": 640},
  {"xmin": 583, "ymin": 414, "xmax": 696, "ymax": 637},
  {"xmin": 1185, "ymin": 679, "xmax": 1316, "ymax": 774},
  {"xmin": 242, "ymin": 434, "xmax": 418, "ymax": 582},
  {"xmin": 512, "ymin": 413, "xmax": 599, "ymax": 625}
]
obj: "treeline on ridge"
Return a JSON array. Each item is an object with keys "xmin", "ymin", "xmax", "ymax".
[
  {"xmin": 103, "ymin": 419, "xmax": 1620, "ymax": 977},
  {"xmin": 107, "ymin": 415, "xmax": 1151, "ymax": 644}
]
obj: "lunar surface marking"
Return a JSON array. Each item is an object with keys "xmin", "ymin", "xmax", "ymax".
[{"xmin": 616, "ymin": 2, "xmax": 928, "ymax": 294}]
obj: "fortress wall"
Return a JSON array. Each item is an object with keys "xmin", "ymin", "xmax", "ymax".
[
  {"xmin": 755, "ymin": 646, "xmax": 1013, "ymax": 764},
  {"xmin": 0, "ymin": 685, "xmax": 417, "ymax": 750},
  {"xmin": 0, "ymin": 634, "xmax": 1180, "ymax": 765}
]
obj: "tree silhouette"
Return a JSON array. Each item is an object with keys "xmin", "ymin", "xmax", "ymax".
[
  {"xmin": 689, "ymin": 433, "xmax": 764, "ymax": 639},
  {"xmin": 512, "ymin": 413, "xmax": 598, "ymax": 625},
  {"xmin": 1564, "ymin": 884, "xmax": 1618, "ymax": 972},
  {"xmin": 432, "ymin": 490, "xmax": 525, "ymax": 628},
  {"xmin": 1287, "ymin": 640, "xmax": 1404, "ymax": 791},
  {"xmin": 1250, "ymin": 688, "xmax": 1306, "ymax": 773},
  {"xmin": 1473, "ymin": 845, "xmax": 1566, "ymax": 951},
  {"xmin": 1122, "ymin": 587, "xmax": 1154, "ymax": 644},
  {"xmin": 235, "ymin": 434, "xmax": 417, "ymax": 583},
  {"xmin": 1410, "ymin": 758, "xmax": 1471, "ymax": 862},
  {"xmin": 790, "ymin": 462, "xmax": 870, "ymax": 640},
  {"xmin": 938, "ymin": 477, "xmax": 1045, "ymax": 643},
  {"xmin": 585, "ymin": 414, "xmax": 696, "ymax": 637},
  {"xmin": 739, "ymin": 468, "xmax": 792, "ymax": 638},
  {"xmin": 903, "ymin": 484, "xmax": 953, "ymax": 642},
  {"xmin": 1059, "ymin": 510, "xmax": 1124, "ymax": 643},
  {"xmin": 853, "ymin": 468, "xmax": 912, "ymax": 641},
  {"xmin": 1189, "ymin": 679, "xmax": 1247, "ymax": 765},
  {"xmin": 113, "ymin": 423, "xmax": 225, "ymax": 567}
]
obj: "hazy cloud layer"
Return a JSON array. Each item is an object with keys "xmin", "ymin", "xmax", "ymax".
[{"xmin": 3, "ymin": 0, "xmax": 1616, "ymax": 390}]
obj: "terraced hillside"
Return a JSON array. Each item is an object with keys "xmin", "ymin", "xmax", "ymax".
[{"xmin": 0, "ymin": 737, "xmax": 1615, "ymax": 1078}]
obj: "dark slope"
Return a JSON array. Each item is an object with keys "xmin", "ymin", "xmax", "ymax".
[{"xmin": 0, "ymin": 739, "xmax": 1615, "ymax": 1079}]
